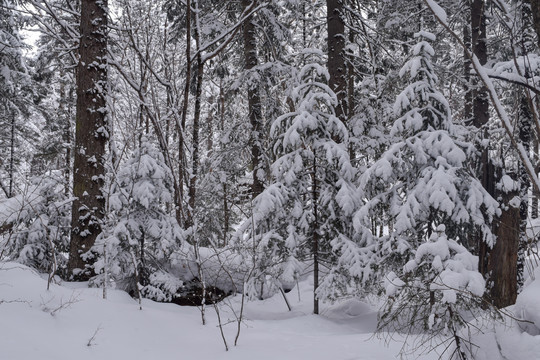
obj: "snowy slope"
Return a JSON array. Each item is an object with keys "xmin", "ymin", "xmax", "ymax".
[{"xmin": 0, "ymin": 262, "xmax": 442, "ymax": 360}]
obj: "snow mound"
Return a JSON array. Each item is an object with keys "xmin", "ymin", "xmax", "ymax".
[
  {"xmin": 323, "ymin": 298, "xmax": 373, "ymax": 319},
  {"xmin": 515, "ymin": 266, "xmax": 540, "ymax": 335}
]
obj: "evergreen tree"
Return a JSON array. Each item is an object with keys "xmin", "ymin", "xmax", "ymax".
[
  {"xmin": 235, "ymin": 52, "xmax": 356, "ymax": 313},
  {"xmin": 94, "ymin": 136, "xmax": 183, "ymax": 301},
  {"xmin": 348, "ymin": 30, "xmax": 497, "ymax": 344},
  {"xmin": 1, "ymin": 173, "xmax": 70, "ymax": 275},
  {"xmin": 0, "ymin": 0, "xmax": 34, "ymax": 198}
]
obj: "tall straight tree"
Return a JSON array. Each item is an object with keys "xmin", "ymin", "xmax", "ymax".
[
  {"xmin": 469, "ymin": 0, "xmax": 494, "ymax": 277},
  {"xmin": 242, "ymin": 0, "xmax": 264, "ymax": 198},
  {"xmin": 326, "ymin": 0, "xmax": 347, "ymax": 124},
  {"xmin": 68, "ymin": 0, "xmax": 108, "ymax": 280}
]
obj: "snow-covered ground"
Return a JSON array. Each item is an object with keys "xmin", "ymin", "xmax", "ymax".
[
  {"xmin": 0, "ymin": 262, "xmax": 438, "ymax": 360},
  {"xmin": 1, "ymin": 261, "xmax": 540, "ymax": 360}
]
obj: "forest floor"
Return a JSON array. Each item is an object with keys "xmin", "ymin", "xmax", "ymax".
[{"xmin": 0, "ymin": 262, "xmax": 539, "ymax": 360}]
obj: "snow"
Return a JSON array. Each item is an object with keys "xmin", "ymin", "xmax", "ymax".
[
  {"xmin": 425, "ymin": 0, "xmax": 448, "ymax": 24},
  {"xmin": 515, "ymin": 266, "xmax": 540, "ymax": 333},
  {"xmin": 0, "ymin": 261, "xmax": 446, "ymax": 360},
  {"xmin": 2, "ymin": 261, "xmax": 538, "ymax": 360}
]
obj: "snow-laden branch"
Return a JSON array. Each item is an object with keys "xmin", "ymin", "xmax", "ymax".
[
  {"xmin": 423, "ymin": 0, "xmax": 540, "ymax": 195},
  {"xmin": 194, "ymin": 1, "xmax": 267, "ymax": 64}
]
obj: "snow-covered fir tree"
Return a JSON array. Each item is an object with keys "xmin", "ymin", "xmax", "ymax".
[
  {"xmin": 234, "ymin": 51, "xmax": 356, "ymax": 310},
  {"xmin": 0, "ymin": 173, "xmax": 70, "ymax": 274},
  {"xmin": 347, "ymin": 30, "xmax": 498, "ymax": 343},
  {"xmin": 94, "ymin": 136, "xmax": 183, "ymax": 302}
]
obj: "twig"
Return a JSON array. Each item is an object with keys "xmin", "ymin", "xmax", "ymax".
[{"xmin": 87, "ymin": 325, "xmax": 102, "ymax": 347}]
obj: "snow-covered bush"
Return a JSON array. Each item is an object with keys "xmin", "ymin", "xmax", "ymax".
[
  {"xmin": 93, "ymin": 137, "xmax": 183, "ymax": 301},
  {"xmin": 379, "ymin": 226, "xmax": 486, "ymax": 352},
  {"xmin": 234, "ymin": 51, "xmax": 356, "ymax": 302},
  {"xmin": 0, "ymin": 173, "xmax": 70, "ymax": 274},
  {"xmin": 343, "ymin": 30, "xmax": 499, "ymax": 355}
]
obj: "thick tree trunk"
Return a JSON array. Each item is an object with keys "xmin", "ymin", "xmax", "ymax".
[
  {"xmin": 68, "ymin": 0, "xmax": 108, "ymax": 280},
  {"xmin": 242, "ymin": 0, "xmax": 264, "ymax": 199},
  {"xmin": 488, "ymin": 189, "xmax": 519, "ymax": 308},
  {"xmin": 326, "ymin": 0, "xmax": 347, "ymax": 124},
  {"xmin": 488, "ymin": 3, "xmax": 533, "ymax": 306}
]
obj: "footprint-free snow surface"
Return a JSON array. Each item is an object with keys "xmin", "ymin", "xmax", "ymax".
[{"xmin": 1, "ymin": 262, "xmax": 540, "ymax": 360}]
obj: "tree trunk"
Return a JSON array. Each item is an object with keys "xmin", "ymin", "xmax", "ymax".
[
  {"xmin": 68, "ymin": 0, "xmax": 108, "ymax": 280},
  {"xmin": 488, "ymin": 189, "xmax": 519, "ymax": 308},
  {"xmin": 9, "ymin": 111, "xmax": 15, "ymax": 197},
  {"xmin": 326, "ymin": 0, "xmax": 347, "ymax": 124},
  {"xmin": 312, "ymin": 155, "xmax": 319, "ymax": 315},
  {"xmin": 471, "ymin": 0, "xmax": 493, "ymax": 278},
  {"xmin": 187, "ymin": 57, "xmax": 203, "ymax": 228},
  {"xmin": 178, "ymin": 0, "xmax": 192, "ymax": 227},
  {"xmin": 463, "ymin": 19, "xmax": 473, "ymax": 123},
  {"xmin": 527, "ymin": 0, "xmax": 540, "ymax": 46},
  {"xmin": 242, "ymin": 0, "xmax": 264, "ymax": 199},
  {"xmin": 488, "ymin": 3, "xmax": 533, "ymax": 306},
  {"xmin": 347, "ymin": 30, "xmax": 355, "ymax": 160},
  {"xmin": 532, "ymin": 135, "xmax": 539, "ymax": 219},
  {"xmin": 187, "ymin": 2, "xmax": 204, "ymax": 229},
  {"xmin": 518, "ymin": 92, "xmax": 532, "ymax": 288}
]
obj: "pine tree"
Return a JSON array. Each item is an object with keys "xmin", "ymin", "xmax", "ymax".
[
  {"xmin": 1, "ymin": 173, "xmax": 70, "ymax": 275},
  {"xmin": 94, "ymin": 136, "xmax": 183, "ymax": 301},
  {"xmin": 235, "ymin": 52, "xmax": 356, "ymax": 313},
  {"xmin": 349, "ymin": 30, "xmax": 497, "ymax": 346},
  {"xmin": 0, "ymin": 0, "xmax": 34, "ymax": 198}
]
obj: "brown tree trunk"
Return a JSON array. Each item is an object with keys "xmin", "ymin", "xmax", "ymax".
[
  {"xmin": 242, "ymin": 0, "xmax": 264, "ymax": 199},
  {"xmin": 68, "ymin": 0, "xmax": 108, "ymax": 280},
  {"xmin": 488, "ymin": 189, "xmax": 519, "ymax": 308},
  {"xmin": 487, "ymin": 3, "xmax": 532, "ymax": 306},
  {"xmin": 326, "ymin": 0, "xmax": 347, "ymax": 124}
]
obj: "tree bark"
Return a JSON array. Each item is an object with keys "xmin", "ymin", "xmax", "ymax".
[
  {"xmin": 242, "ymin": 0, "xmax": 264, "ymax": 199},
  {"xmin": 312, "ymin": 154, "xmax": 319, "ymax": 315},
  {"xmin": 471, "ymin": 0, "xmax": 493, "ymax": 278},
  {"xmin": 527, "ymin": 0, "xmax": 540, "ymax": 46},
  {"xmin": 187, "ymin": 48, "xmax": 204, "ymax": 228},
  {"xmin": 68, "ymin": 0, "xmax": 108, "ymax": 280},
  {"xmin": 9, "ymin": 111, "xmax": 15, "ymax": 197},
  {"xmin": 326, "ymin": 0, "xmax": 347, "ymax": 124},
  {"xmin": 518, "ymin": 93, "xmax": 532, "ymax": 288},
  {"xmin": 488, "ymin": 189, "xmax": 519, "ymax": 308}
]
